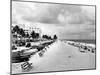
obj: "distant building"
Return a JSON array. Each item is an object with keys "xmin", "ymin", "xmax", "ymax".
[{"xmin": 24, "ymin": 27, "xmax": 42, "ymax": 37}]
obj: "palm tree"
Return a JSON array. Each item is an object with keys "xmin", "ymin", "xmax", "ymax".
[
  {"xmin": 31, "ymin": 31, "xmax": 36, "ymax": 39},
  {"xmin": 54, "ymin": 35, "xmax": 57, "ymax": 40},
  {"xmin": 13, "ymin": 25, "xmax": 20, "ymax": 33}
]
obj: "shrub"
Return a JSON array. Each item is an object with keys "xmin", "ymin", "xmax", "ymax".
[
  {"xmin": 12, "ymin": 45, "xmax": 17, "ymax": 50},
  {"xmin": 26, "ymin": 43, "xmax": 31, "ymax": 47}
]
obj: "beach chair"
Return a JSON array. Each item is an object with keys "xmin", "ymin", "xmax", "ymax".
[
  {"xmin": 21, "ymin": 61, "xmax": 33, "ymax": 71},
  {"xmin": 38, "ymin": 52, "xmax": 43, "ymax": 57}
]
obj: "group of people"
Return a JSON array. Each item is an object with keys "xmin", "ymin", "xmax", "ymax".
[{"xmin": 66, "ymin": 41, "xmax": 95, "ymax": 53}]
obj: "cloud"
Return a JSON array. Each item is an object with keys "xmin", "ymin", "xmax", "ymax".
[
  {"xmin": 12, "ymin": 1, "xmax": 95, "ymax": 39},
  {"xmin": 57, "ymin": 24, "xmax": 95, "ymax": 39},
  {"xmin": 59, "ymin": 6, "xmax": 95, "ymax": 25},
  {"xmin": 12, "ymin": 1, "xmax": 95, "ymax": 25},
  {"xmin": 12, "ymin": 2, "xmax": 63, "ymax": 24}
]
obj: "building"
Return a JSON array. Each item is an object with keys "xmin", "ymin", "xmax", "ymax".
[{"xmin": 24, "ymin": 27, "xmax": 42, "ymax": 37}]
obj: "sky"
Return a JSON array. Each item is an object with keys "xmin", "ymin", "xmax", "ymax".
[{"xmin": 12, "ymin": 0, "xmax": 96, "ymax": 40}]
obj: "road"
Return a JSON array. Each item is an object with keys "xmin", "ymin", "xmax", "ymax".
[{"xmin": 12, "ymin": 40, "xmax": 95, "ymax": 74}]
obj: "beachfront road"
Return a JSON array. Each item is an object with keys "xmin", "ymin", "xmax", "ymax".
[{"xmin": 12, "ymin": 40, "xmax": 95, "ymax": 74}]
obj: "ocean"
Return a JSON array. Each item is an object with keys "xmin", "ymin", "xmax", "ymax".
[{"xmin": 61, "ymin": 39, "xmax": 96, "ymax": 44}]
